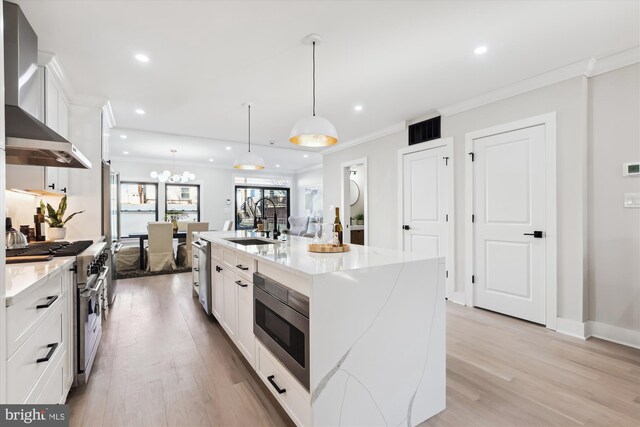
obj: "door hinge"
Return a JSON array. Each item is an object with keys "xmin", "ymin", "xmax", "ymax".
[
  {"xmin": 446, "ymin": 270, "xmax": 449, "ymax": 278},
  {"xmin": 472, "ymin": 214, "xmax": 475, "ymax": 223},
  {"xmin": 443, "ymin": 156, "xmax": 449, "ymax": 166},
  {"xmin": 468, "ymin": 152, "xmax": 475, "ymax": 162},
  {"xmin": 472, "ymin": 275, "xmax": 475, "ymax": 284},
  {"xmin": 446, "ymin": 214, "xmax": 449, "ymax": 222}
]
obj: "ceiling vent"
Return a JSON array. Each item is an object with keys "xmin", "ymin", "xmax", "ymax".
[{"xmin": 408, "ymin": 116, "xmax": 441, "ymax": 146}]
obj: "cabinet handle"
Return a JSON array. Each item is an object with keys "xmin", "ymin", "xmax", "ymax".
[
  {"xmin": 48, "ymin": 183, "xmax": 55, "ymax": 190},
  {"xmin": 235, "ymin": 280, "xmax": 248, "ymax": 288},
  {"xmin": 37, "ymin": 343, "xmax": 59, "ymax": 363},
  {"xmin": 402, "ymin": 225, "xmax": 410, "ymax": 230},
  {"xmin": 236, "ymin": 264, "xmax": 249, "ymax": 271},
  {"xmin": 267, "ymin": 375, "xmax": 286, "ymax": 394},
  {"xmin": 36, "ymin": 295, "xmax": 58, "ymax": 309},
  {"xmin": 194, "ymin": 254, "xmax": 198, "ymax": 259},
  {"xmin": 194, "ymin": 268, "xmax": 199, "ymax": 272},
  {"xmin": 61, "ymin": 187, "xmax": 67, "ymax": 193}
]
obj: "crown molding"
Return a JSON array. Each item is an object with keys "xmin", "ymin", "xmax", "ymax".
[
  {"xmin": 588, "ymin": 46, "xmax": 640, "ymax": 77},
  {"xmin": 38, "ymin": 52, "xmax": 77, "ymax": 102},
  {"xmin": 438, "ymin": 47, "xmax": 640, "ymax": 117},
  {"xmin": 321, "ymin": 121, "xmax": 407, "ymax": 155}
]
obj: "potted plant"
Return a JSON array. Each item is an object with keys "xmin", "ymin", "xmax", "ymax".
[
  {"xmin": 40, "ymin": 196, "xmax": 84, "ymax": 241},
  {"xmin": 165, "ymin": 210, "xmax": 187, "ymax": 233},
  {"xmin": 356, "ymin": 213, "xmax": 365, "ymax": 225}
]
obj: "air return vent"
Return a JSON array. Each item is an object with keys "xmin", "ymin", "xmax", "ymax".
[{"xmin": 408, "ymin": 116, "xmax": 441, "ymax": 145}]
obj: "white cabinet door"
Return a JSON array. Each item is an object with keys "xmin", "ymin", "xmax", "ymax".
[
  {"xmin": 45, "ymin": 168, "xmax": 59, "ymax": 193},
  {"xmin": 57, "ymin": 97, "xmax": 69, "ymax": 139},
  {"xmin": 221, "ymin": 269, "xmax": 237, "ymax": 341},
  {"xmin": 45, "ymin": 72, "xmax": 60, "ymax": 133},
  {"xmin": 236, "ymin": 279, "xmax": 254, "ymax": 366},
  {"xmin": 211, "ymin": 263, "xmax": 224, "ymax": 321},
  {"xmin": 62, "ymin": 263, "xmax": 75, "ymax": 394}
]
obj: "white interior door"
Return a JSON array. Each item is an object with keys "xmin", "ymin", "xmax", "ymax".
[
  {"xmin": 402, "ymin": 146, "xmax": 449, "ymax": 261},
  {"xmin": 473, "ymin": 125, "xmax": 546, "ymax": 324}
]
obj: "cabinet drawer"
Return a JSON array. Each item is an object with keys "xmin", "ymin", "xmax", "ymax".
[
  {"xmin": 234, "ymin": 253, "xmax": 256, "ymax": 281},
  {"xmin": 211, "ymin": 244, "xmax": 222, "ymax": 261},
  {"xmin": 222, "ymin": 248, "xmax": 236, "ymax": 269},
  {"xmin": 255, "ymin": 341, "xmax": 310, "ymax": 427},
  {"xmin": 7, "ymin": 270, "xmax": 63, "ymax": 357},
  {"xmin": 33, "ymin": 350, "xmax": 65, "ymax": 404},
  {"xmin": 8, "ymin": 303, "xmax": 64, "ymax": 404}
]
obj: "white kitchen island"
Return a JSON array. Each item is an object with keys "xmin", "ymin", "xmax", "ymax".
[{"xmin": 197, "ymin": 231, "xmax": 445, "ymax": 427}]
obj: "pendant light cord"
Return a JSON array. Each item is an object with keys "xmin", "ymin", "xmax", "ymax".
[
  {"xmin": 248, "ymin": 104, "xmax": 251, "ymax": 153},
  {"xmin": 312, "ymin": 41, "xmax": 316, "ymax": 117}
]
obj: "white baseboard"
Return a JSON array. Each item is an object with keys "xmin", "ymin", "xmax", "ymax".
[
  {"xmin": 555, "ymin": 317, "xmax": 587, "ymax": 339},
  {"xmin": 450, "ymin": 291, "xmax": 466, "ymax": 306},
  {"xmin": 586, "ymin": 321, "xmax": 640, "ymax": 349}
]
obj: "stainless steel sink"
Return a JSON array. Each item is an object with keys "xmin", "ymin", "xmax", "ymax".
[{"xmin": 224, "ymin": 238, "xmax": 277, "ymax": 246}]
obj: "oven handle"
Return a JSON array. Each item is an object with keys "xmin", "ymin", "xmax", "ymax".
[{"xmin": 267, "ymin": 375, "xmax": 286, "ymax": 394}]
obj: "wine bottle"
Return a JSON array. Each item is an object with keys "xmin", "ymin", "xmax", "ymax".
[{"xmin": 333, "ymin": 207, "xmax": 343, "ymax": 247}]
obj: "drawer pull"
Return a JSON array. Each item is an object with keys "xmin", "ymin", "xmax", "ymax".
[
  {"xmin": 36, "ymin": 295, "xmax": 58, "ymax": 309},
  {"xmin": 37, "ymin": 343, "xmax": 59, "ymax": 363},
  {"xmin": 236, "ymin": 264, "xmax": 249, "ymax": 271},
  {"xmin": 267, "ymin": 375, "xmax": 286, "ymax": 394},
  {"xmin": 235, "ymin": 280, "xmax": 248, "ymax": 288},
  {"xmin": 194, "ymin": 268, "xmax": 199, "ymax": 272}
]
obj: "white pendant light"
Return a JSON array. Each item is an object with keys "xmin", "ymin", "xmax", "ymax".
[
  {"xmin": 150, "ymin": 149, "xmax": 196, "ymax": 183},
  {"xmin": 234, "ymin": 103, "xmax": 265, "ymax": 170},
  {"xmin": 289, "ymin": 34, "xmax": 338, "ymax": 147}
]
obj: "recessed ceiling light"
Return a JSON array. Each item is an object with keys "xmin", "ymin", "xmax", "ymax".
[
  {"xmin": 135, "ymin": 54, "xmax": 150, "ymax": 63},
  {"xmin": 354, "ymin": 105, "xmax": 363, "ymax": 111},
  {"xmin": 120, "ymin": 135, "xmax": 127, "ymax": 139},
  {"xmin": 276, "ymin": 164, "xmax": 280, "ymax": 168},
  {"xmin": 135, "ymin": 109, "xmax": 146, "ymax": 115},
  {"xmin": 303, "ymin": 154, "xmax": 309, "ymax": 158},
  {"xmin": 226, "ymin": 146, "xmax": 232, "ymax": 150},
  {"xmin": 123, "ymin": 151, "xmax": 129, "ymax": 155},
  {"xmin": 474, "ymin": 45, "xmax": 488, "ymax": 55},
  {"xmin": 209, "ymin": 158, "xmax": 214, "ymax": 162}
]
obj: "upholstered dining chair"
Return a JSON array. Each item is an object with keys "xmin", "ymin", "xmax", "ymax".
[
  {"xmin": 222, "ymin": 220, "xmax": 233, "ymax": 231},
  {"xmin": 177, "ymin": 222, "xmax": 209, "ymax": 268},
  {"xmin": 287, "ymin": 216, "xmax": 310, "ymax": 236},
  {"xmin": 146, "ymin": 222, "xmax": 177, "ymax": 272}
]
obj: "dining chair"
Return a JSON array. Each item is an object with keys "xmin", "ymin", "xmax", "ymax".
[
  {"xmin": 222, "ymin": 220, "xmax": 233, "ymax": 231},
  {"xmin": 177, "ymin": 222, "xmax": 209, "ymax": 268},
  {"xmin": 177, "ymin": 221, "xmax": 191, "ymax": 243},
  {"xmin": 146, "ymin": 222, "xmax": 177, "ymax": 272}
]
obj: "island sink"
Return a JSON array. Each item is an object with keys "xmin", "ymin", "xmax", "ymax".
[{"xmin": 224, "ymin": 238, "xmax": 276, "ymax": 246}]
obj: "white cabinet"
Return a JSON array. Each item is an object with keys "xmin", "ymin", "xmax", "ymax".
[
  {"xmin": 236, "ymin": 276, "xmax": 254, "ymax": 366},
  {"xmin": 43, "ymin": 64, "xmax": 70, "ymax": 195},
  {"xmin": 62, "ymin": 264, "xmax": 75, "ymax": 394},
  {"xmin": 211, "ymin": 262, "xmax": 224, "ymax": 321},
  {"xmin": 221, "ymin": 268, "xmax": 238, "ymax": 341},
  {"xmin": 6, "ymin": 164, "xmax": 68, "ymax": 195}
]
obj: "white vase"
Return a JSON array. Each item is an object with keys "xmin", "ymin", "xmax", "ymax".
[
  {"xmin": 357, "ymin": 220, "xmax": 364, "ymax": 225},
  {"xmin": 48, "ymin": 227, "xmax": 67, "ymax": 241}
]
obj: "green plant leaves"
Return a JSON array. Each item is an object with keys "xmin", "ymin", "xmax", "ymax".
[
  {"xmin": 57, "ymin": 196, "xmax": 67, "ymax": 219},
  {"xmin": 62, "ymin": 210, "xmax": 84, "ymax": 226},
  {"xmin": 40, "ymin": 196, "xmax": 83, "ymax": 228}
]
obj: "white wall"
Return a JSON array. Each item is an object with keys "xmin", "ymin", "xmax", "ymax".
[
  {"xmin": 324, "ymin": 76, "xmax": 590, "ymax": 325},
  {"xmin": 294, "ymin": 166, "xmax": 323, "ymax": 218},
  {"xmin": 588, "ymin": 64, "xmax": 640, "ymax": 333},
  {"xmin": 111, "ymin": 158, "xmax": 295, "ymax": 232}
]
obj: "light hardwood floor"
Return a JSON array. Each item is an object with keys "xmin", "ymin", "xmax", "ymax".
[{"xmin": 67, "ymin": 273, "xmax": 640, "ymax": 427}]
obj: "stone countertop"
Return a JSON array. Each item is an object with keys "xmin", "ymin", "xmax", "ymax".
[
  {"xmin": 197, "ymin": 230, "xmax": 435, "ymax": 277},
  {"xmin": 5, "ymin": 257, "xmax": 75, "ymax": 306}
]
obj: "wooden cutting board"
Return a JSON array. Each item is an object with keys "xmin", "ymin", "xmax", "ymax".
[{"xmin": 6, "ymin": 255, "xmax": 54, "ymax": 264}]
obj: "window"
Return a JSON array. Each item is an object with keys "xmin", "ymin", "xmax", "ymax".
[
  {"xmin": 120, "ymin": 182, "xmax": 158, "ymax": 237},
  {"xmin": 235, "ymin": 186, "xmax": 290, "ymax": 231},
  {"xmin": 166, "ymin": 184, "xmax": 200, "ymax": 222}
]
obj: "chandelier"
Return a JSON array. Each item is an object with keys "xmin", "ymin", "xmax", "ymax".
[{"xmin": 150, "ymin": 149, "xmax": 196, "ymax": 183}]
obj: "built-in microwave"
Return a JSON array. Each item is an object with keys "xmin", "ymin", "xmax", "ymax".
[{"xmin": 253, "ymin": 272, "xmax": 309, "ymax": 390}]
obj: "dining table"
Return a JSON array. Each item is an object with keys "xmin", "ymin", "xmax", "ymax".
[{"xmin": 126, "ymin": 231, "xmax": 187, "ymax": 270}]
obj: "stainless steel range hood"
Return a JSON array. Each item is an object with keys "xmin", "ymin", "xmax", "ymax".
[{"xmin": 3, "ymin": 1, "xmax": 91, "ymax": 169}]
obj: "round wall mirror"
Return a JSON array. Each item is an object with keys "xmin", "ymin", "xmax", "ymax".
[{"xmin": 350, "ymin": 180, "xmax": 360, "ymax": 205}]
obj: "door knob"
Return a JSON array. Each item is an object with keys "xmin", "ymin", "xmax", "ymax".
[
  {"xmin": 402, "ymin": 225, "xmax": 411, "ymax": 230},
  {"xmin": 523, "ymin": 231, "xmax": 544, "ymax": 238}
]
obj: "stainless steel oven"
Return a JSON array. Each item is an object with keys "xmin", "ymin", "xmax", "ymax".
[{"xmin": 253, "ymin": 272, "xmax": 309, "ymax": 390}]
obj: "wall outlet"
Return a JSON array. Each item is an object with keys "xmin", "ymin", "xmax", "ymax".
[{"xmin": 624, "ymin": 193, "xmax": 640, "ymax": 208}]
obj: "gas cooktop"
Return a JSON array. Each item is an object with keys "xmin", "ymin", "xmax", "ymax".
[{"xmin": 6, "ymin": 240, "xmax": 94, "ymax": 259}]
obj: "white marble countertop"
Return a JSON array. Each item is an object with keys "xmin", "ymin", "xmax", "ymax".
[
  {"xmin": 5, "ymin": 257, "xmax": 75, "ymax": 306},
  {"xmin": 198, "ymin": 230, "xmax": 436, "ymax": 277}
]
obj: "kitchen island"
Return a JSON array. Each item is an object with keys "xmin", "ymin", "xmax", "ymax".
[{"xmin": 197, "ymin": 231, "xmax": 445, "ymax": 427}]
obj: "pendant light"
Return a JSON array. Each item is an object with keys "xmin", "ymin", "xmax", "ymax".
[
  {"xmin": 289, "ymin": 34, "xmax": 338, "ymax": 147},
  {"xmin": 150, "ymin": 149, "xmax": 195, "ymax": 183},
  {"xmin": 234, "ymin": 103, "xmax": 265, "ymax": 170}
]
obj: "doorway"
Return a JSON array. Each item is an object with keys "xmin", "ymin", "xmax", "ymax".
[
  {"xmin": 398, "ymin": 138, "xmax": 455, "ymax": 300},
  {"xmin": 341, "ymin": 158, "xmax": 368, "ymax": 245},
  {"xmin": 465, "ymin": 113, "xmax": 557, "ymax": 328}
]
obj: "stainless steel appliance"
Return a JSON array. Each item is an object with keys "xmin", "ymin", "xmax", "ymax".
[
  {"xmin": 5, "ymin": 217, "xmax": 28, "ymax": 249},
  {"xmin": 192, "ymin": 239, "xmax": 211, "ymax": 314},
  {"xmin": 3, "ymin": 1, "xmax": 91, "ymax": 169},
  {"xmin": 101, "ymin": 161, "xmax": 120, "ymax": 306},
  {"xmin": 74, "ymin": 241, "xmax": 109, "ymax": 385},
  {"xmin": 253, "ymin": 272, "xmax": 310, "ymax": 390}
]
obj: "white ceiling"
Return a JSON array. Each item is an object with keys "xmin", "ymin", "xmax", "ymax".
[{"xmin": 15, "ymin": 0, "xmax": 640, "ymax": 170}]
